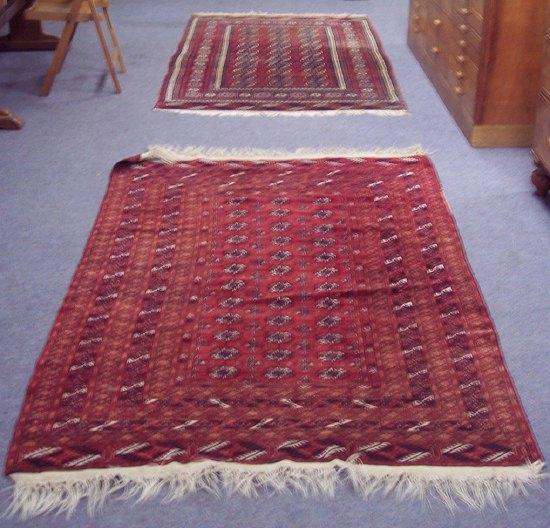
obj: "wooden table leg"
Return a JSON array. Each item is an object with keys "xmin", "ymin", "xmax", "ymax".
[
  {"xmin": 0, "ymin": 108, "xmax": 24, "ymax": 129},
  {"xmin": 0, "ymin": 10, "xmax": 58, "ymax": 51}
]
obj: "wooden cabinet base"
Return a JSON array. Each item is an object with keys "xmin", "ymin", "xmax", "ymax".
[
  {"xmin": 470, "ymin": 125, "xmax": 534, "ymax": 148},
  {"xmin": 532, "ymin": 163, "xmax": 550, "ymax": 197}
]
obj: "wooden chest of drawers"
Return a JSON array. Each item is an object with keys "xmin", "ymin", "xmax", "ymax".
[
  {"xmin": 408, "ymin": 0, "xmax": 547, "ymax": 147},
  {"xmin": 532, "ymin": 9, "xmax": 550, "ymax": 196}
]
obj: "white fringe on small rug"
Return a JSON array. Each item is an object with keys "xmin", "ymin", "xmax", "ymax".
[
  {"xmin": 156, "ymin": 107, "xmax": 409, "ymax": 117},
  {"xmin": 140, "ymin": 144, "xmax": 426, "ymax": 163},
  {"xmin": 6, "ymin": 460, "xmax": 545, "ymax": 519}
]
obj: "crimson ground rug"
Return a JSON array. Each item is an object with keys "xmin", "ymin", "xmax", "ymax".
[
  {"xmin": 155, "ymin": 13, "xmax": 406, "ymax": 115},
  {"xmin": 6, "ymin": 146, "xmax": 543, "ymax": 518}
]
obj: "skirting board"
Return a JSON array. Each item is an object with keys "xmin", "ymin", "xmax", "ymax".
[{"xmin": 469, "ymin": 125, "xmax": 535, "ymax": 148}]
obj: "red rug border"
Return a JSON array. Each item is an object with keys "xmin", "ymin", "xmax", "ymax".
[{"xmin": 154, "ymin": 12, "xmax": 408, "ymax": 114}]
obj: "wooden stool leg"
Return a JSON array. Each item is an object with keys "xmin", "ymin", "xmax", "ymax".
[
  {"xmin": 102, "ymin": 7, "xmax": 126, "ymax": 73},
  {"xmin": 88, "ymin": 1, "xmax": 121, "ymax": 93},
  {"xmin": 41, "ymin": 19, "xmax": 78, "ymax": 96},
  {"xmin": 55, "ymin": 23, "xmax": 78, "ymax": 74}
]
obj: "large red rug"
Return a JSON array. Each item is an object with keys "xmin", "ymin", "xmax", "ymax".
[
  {"xmin": 155, "ymin": 13, "xmax": 406, "ymax": 115},
  {"xmin": 6, "ymin": 146, "xmax": 542, "ymax": 517}
]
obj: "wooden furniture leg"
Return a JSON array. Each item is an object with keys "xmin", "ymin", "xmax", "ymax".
[
  {"xmin": 102, "ymin": 6, "xmax": 125, "ymax": 73},
  {"xmin": 531, "ymin": 163, "xmax": 550, "ymax": 197},
  {"xmin": 87, "ymin": 0, "xmax": 120, "ymax": 93},
  {"xmin": 54, "ymin": 22, "xmax": 77, "ymax": 71},
  {"xmin": 0, "ymin": 2, "xmax": 58, "ymax": 52},
  {"xmin": 0, "ymin": 107, "xmax": 24, "ymax": 129},
  {"xmin": 40, "ymin": 17, "xmax": 78, "ymax": 96}
]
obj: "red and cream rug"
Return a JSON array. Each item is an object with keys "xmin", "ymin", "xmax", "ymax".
[
  {"xmin": 6, "ymin": 146, "xmax": 543, "ymax": 517},
  {"xmin": 155, "ymin": 13, "xmax": 407, "ymax": 115}
]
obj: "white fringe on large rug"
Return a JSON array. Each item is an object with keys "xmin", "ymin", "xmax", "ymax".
[
  {"xmin": 6, "ymin": 146, "xmax": 544, "ymax": 518},
  {"xmin": 141, "ymin": 144, "xmax": 426, "ymax": 163},
  {"xmin": 6, "ymin": 460, "xmax": 545, "ymax": 519}
]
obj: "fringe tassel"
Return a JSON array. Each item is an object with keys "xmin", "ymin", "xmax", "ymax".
[
  {"xmin": 155, "ymin": 108, "xmax": 409, "ymax": 117},
  {"xmin": 192, "ymin": 12, "xmax": 383, "ymax": 19},
  {"xmin": 140, "ymin": 144, "xmax": 426, "ymax": 163},
  {"xmin": 6, "ymin": 460, "xmax": 545, "ymax": 519}
]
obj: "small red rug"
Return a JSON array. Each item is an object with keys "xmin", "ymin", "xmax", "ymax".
[
  {"xmin": 6, "ymin": 147, "xmax": 542, "ymax": 517},
  {"xmin": 155, "ymin": 13, "xmax": 406, "ymax": 115}
]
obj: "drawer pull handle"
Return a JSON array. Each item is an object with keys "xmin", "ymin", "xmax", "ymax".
[
  {"xmin": 459, "ymin": 8, "xmax": 470, "ymax": 15},
  {"xmin": 433, "ymin": 18, "xmax": 442, "ymax": 27},
  {"xmin": 455, "ymin": 70, "xmax": 465, "ymax": 79},
  {"xmin": 457, "ymin": 54, "xmax": 466, "ymax": 63},
  {"xmin": 459, "ymin": 24, "xmax": 469, "ymax": 32},
  {"xmin": 431, "ymin": 46, "xmax": 441, "ymax": 54},
  {"xmin": 454, "ymin": 86, "xmax": 465, "ymax": 96},
  {"xmin": 459, "ymin": 39, "xmax": 467, "ymax": 48}
]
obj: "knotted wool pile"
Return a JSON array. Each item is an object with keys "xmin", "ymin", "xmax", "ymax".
[
  {"xmin": 6, "ymin": 146, "xmax": 543, "ymax": 518},
  {"xmin": 155, "ymin": 13, "xmax": 406, "ymax": 115}
]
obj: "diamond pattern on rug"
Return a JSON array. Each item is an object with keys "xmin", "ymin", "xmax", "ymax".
[
  {"xmin": 6, "ymin": 150, "xmax": 540, "ymax": 477},
  {"xmin": 155, "ymin": 13, "xmax": 406, "ymax": 114}
]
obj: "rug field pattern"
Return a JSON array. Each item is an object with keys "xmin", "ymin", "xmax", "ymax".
[
  {"xmin": 156, "ymin": 13, "xmax": 406, "ymax": 114},
  {"xmin": 6, "ymin": 151, "xmax": 541, "ymax": 481}
]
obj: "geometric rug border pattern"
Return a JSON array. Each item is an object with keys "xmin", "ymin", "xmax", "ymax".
[
  {"xmin": 5, "ymin": 146, "xmax": 543, "ymax": 518},
  {"xmin": 155, "ymin": 13, "xmax": 407, "ymax": 116}
]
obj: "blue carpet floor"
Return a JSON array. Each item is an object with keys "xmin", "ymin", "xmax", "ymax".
[{"xmin": 0, "ymin": 1, "xmax": 548, "ymax": 526}]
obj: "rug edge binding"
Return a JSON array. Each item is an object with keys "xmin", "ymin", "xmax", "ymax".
[
  {"xmin": 141, "ymin": 144, "xmax": 426, "ymax": 163},
  {"xmin": 6, "ymin": 460, "xmax": 545, "ymax": 519},
  {"xmin": 154, "ymin": 108, "xmax": 410, "ymax": 117}
]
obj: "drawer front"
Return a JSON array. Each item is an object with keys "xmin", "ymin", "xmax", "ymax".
[
  {"xmin": 465, "ymin": 11, "xmax": 484, "ymax": 36},
  {"xmin": 410, "ymin": 0, "xmax": 431, "ymax": 36},
  {"xmin": 460, "ymin": 0, "xmax": 486, "ymax": 35},
  {"xmin": 535, "ymin": 28, "xmax": 550, "ymax": 164},
  {"xmin": 427, "ymin": 0, "xmax": 482, "ymax": 63},
  {"xmin": 439, "ymin": 12, "xmax": 482, "ymax": 65},
  {"xmin": 434, "ymin": 0, "xmax": 485, "ymax": 21},
  {"xmin": 543, "ymin": 28, "xmax": 550, "ymax": 91},
  {"xmin": 452, "ymin": 0, "xmax": 485, "ymax": 16},
  {"xmin": 432, "ymin": 0, "xmax": 454, "ymax": 16},
  {"xmin": 429, "ymin": 1, "xmax": 481, "ymax": 81},
  {"xmin": 410, "ymin": 0, "xmax": 439, "ymax": 62},
  {"xmin": 410, "ymin": 0, "xmax": 480, "ymax": 119},
  {"xmin": 431, "ymin": 0, "xmax": 485, "ymax": 41},
  {"xmin": 440, "ymin": 45, "xmax": 478, "ymax": 117},
  {"xmin": 469, "ymin": 0, "xmax": 486, "ymax": 17},
  {"xmin": 533, "ymin": 90, "xmax": 550, "ymax": 166}
]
